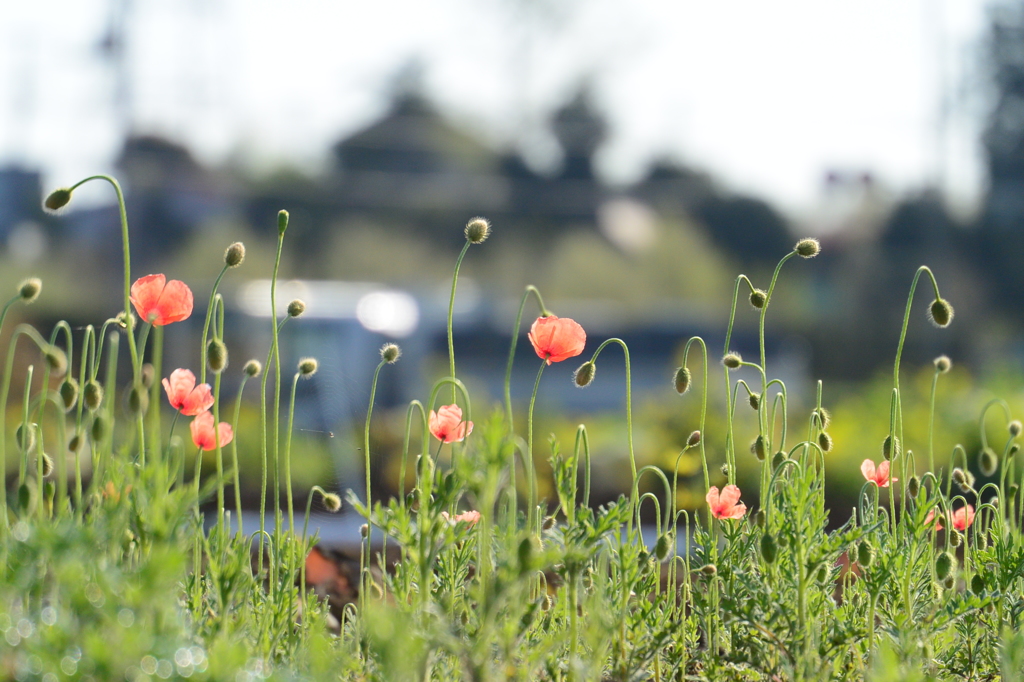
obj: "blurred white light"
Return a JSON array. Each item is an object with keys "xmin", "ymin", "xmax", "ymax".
[
  {"xmin": 356, "ymin": 291, "xmax": 419, "ymax": 337},
  {"xmin": 8, "ymin": 221, "xmax": 47, "ymax": 262}
]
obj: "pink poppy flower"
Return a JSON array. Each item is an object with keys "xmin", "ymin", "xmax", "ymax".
[
  {"xmin": 860, "ymin": 459, "xmax": 896, "ymax": 487},
  {"xmin": 429, "ymin": 404, "xmax": 473, "ymax": 443},
  {"xmin": 440, "ymin": 510, "xmax": 481, "ymax": 525},
  {"xmin": 707, "ymin": 484, "xmax": 747, "ymax": 520},
  {"xmin": 130, "ymin": 274, "xmax": 194, "ymax": 326},
  {"xmin": 162, "ymin": 368, "xmax": 214, "ymax": 416},
  {"xmin": 926, "ymin": 505, "xmax": 975, "ymax": 531},
  {"xmin": 528, "ymin": 315, "xmax": 586, "ymax": 365},
  {"xmin": 190, "ymin": 411, "xmax": 233, "ymax": 451}
]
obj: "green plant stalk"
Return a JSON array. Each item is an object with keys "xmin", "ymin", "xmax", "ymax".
[
  {"xmin": 722, "ymin": 274, "xmax": 754, "ymax": 481},
  {"xmin": 259, "ymin": 229, "xmax": 286, "ymax": 571},
  {"xmin": 1, "ymin": 327, "xmax": 48, "ymax": 519},
  {"xmin": 399, "ymin": 400, "xmax": 427, "ymax": 508},
  {"xmin": 147, "ymin": 325, "xmax": 163, "ymax": 462},
  {"xmin": 285, "ymin": 372, "xmax": 301, "ymax": 536},
  {"xmin": 212, "ymin": 296, "xmax": 226, "ymax": 532},
  {"xmin": 230, "ymin": 376, "xmax": 250, "ymax": 534},
  {"xmin": 447, "ymin": 240, "xmax": 472, "ymax": 406},
  {"xmin": 584, "ymin": 339, "xmax": 637, "ymax": 521},
  {"xmin": 361, "ymin": 359, "xmax": 387, "ymax": 609},
  {"xmin": 200, "ymin": 264, "xmax": 230, "ymax": 385},
  {"xmin": 19, "ymin": 373, "xmax": 35, "ymax": 490},
  {"xmin": 503, "ymin": 285, "xmax": 550, "ymax": 432},
  {"xmin": 525, "ymin": 360, "xmax": 546, "ymax": 531}
]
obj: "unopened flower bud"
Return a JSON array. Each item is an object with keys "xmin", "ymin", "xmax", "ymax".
[
  {"xmin": 812, "ymin": 407, "xmax": 831, "ymax": 430},
  {"xmin": 322, "ymin": 493, "xmax": 342, "ymax": 512},
  {"xmin": 673, "ymin": 366, "xmax": 691, "ymax": 394},
  {"xmin": 140, "ymin": 363, "xmax": 155, "ymax": 389},
  {"xmin": 359, "ymin": 523, "xmax": 368, "ymax": 538},
  {"xmin": 754, "ymin": 509, "xmax": 766, "ymax": 528},
  {"xmin": 882, "ymin": 435, "xmax": 900, "ymax": 460},
  {"xmin": 573, "ymin": 361, "xmax": 595, "ymax": 387},
  {"xmin": 795, "ymin": 238, "xmax": 821, "ymax": 258},
  {"xmin": 772, "ymin": 451, "xmax": 786, "ymax": 469},
  {"xmin": 749, "ymin": 288, "xmax": 767, "ymax": 309},
  {"xmin": 971, "ymin": 573, "xmax": 985, "ymax": 594},
  {"xmin": 655, "ymin": 534, "xmax": 671, "ymax": 561},
  {"xmin": 44, "ymin": 188, "xmax": 73, "ymax": 212},
  {"xmin": 818, "ymin": 431, "xmax": 833, "ymax": 453},
  {"xmin": 1011, "ymin": 421, "xmax": 1023, "ymax": 438},
  {"xmin": 207, "ymin": 339, "xmax": 228, "ymax": 373},
  {"xmin": 224, "ymin": 242, "xmax": 246, "ymax": 268},
  {"xmin": 543, "ymin": 516, "xmax": 555, "ymax": 531},
  {"xmin": 722, "ymin": 352, "xmax": 742, "ymax": 369},
  {"xmin": 980, "ymin": 448, "xmax": 998, "ymax": 477},
  {"xmin": 18, "ymin": 278, "xmax": 41, "ymax": 304},
  {"xmin": 950, "ymin": 530, "xmax": 962, "ymax": 547},
  {"xmin": 518, "ymin": 536, "xmax": 539, "ymax": 574},
  {"xmin": 464, "ymin": 217, "xmax": 492, "ymax": 244},
  {"xmin": 380, "ymin": 343, "xmax": 401, "ymax": 364},
  {"xmin": 298, "ymin": 357, "xmax": 319, "ymax": 377},
  {"xmin": 751, "ymin": 435, "xmax": 767, "ymax": 461},
  {"xmin": 287, "ymin": 299, "xmax": 306, "ymax": 318},
  {"xmin": 16, "ymin": 423, "xmax": 35, "ymax": 453},
  {"xmin": 934, "ymin": 355, "xmax": 952, "ymax": 373},
  {"xmin": 90, "ymin": 414, "xmax": 109, "ymax": 442},
  {"xmin": 278, "ymin": 210, "xmax": 289, "ymax": 235},
  {"xmin": 687, "ymin": 430, "xmax": 701, "ymax": 448},
  {"xmin": 83, "ymin": 380, "xmax": 103, "ymax": 411},
  {"xmin": 857, "ymin": 540, "xmax": 874, "ymax": 568},
  {"xmin": 68, "ymin": 432, "xmax": 82, "ymax": 453},
  {"xmin": 700, "ymin": 564, "xmax": 717, "ymax": 576},
  {"xmin": 59, "ymin": 378, "xmax": 79, "ymax": 412},
  {"xmin": 760, "ymin": 533, "xmax": 777, "ymax": 564},
  {"xmin": 115, "ymin": 310, "xmax": 136, "ymax": 330},
  {"xmin": 127, "ymin": 384, "xmax": 149, "ymax": 415},
  {"xmin": 907, "ymin": 475, "xmax": 920, "ymax": 499},
  {"xmin": 43, "ymin": 347, "xmax": 67, "ymax": 377},
  {"xmin": 720, "ymin": 463, "xmax": 730, "ymax": 477},
  {"xmin": 243, "ymin": 359, "xmax": 262, "ymax": 377},
  {"xmin": 40, "ymin": 452, "xmax": 54, "ymax": 477},
  {"xmin": 928, "ymin": 298, "xmax": 954, "ymax": 328},
  {"xmin": 748, "ymin": 392, "xmax": 760, "ymax": 411},
  {"xmin": 942, "ymin": 575, "xmax": 955, "ymax": 590},
  {"xmin": 935, "ymin": 551, "xmax": 954, "ymax": 580}
]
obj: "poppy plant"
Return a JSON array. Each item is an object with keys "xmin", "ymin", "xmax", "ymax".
[
  {"xmin": 528, "ymin": 315, "xmax": 586, "ymax": 365},
  {"xmin": 190, "ymin": 411, "xmax": 233, "ymax": 451},
  {"xmin": 707, "ymin": 484, "xmax": 747, "ymax": 520},
  {"xmin": 162, "ymin": 368, "xmax": 214, "ymax": 416},
  {"xmin": 429, "ymin": 404, "xmax": 473, "ymax": 443},
  {"xmin": 441, "ymin": 510, "xmax": 481, "ymax": 525},
  {"xmin": 926, "ymin": 505, "xmax": 975, "ymax": 531},
  {"xmin": 860, "ymin": 459, "xmax": 896, "ymax": 487},
  {"xmin": 130, "ymin": 274, "xmax": 194, "ymax": 326}
]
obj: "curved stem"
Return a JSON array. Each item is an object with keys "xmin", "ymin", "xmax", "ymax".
[
  {"xmin": 447, "ymin": 240, "xmax": 472, "ymax": 405},
  {"xmin": 584, "ymin": 338, "xmax": 636, "ymax": 523},
  {"xmin": 200, "ymin": 265, "xmax": 230, "ymax": 386},
  {"xmin": 230, "ymin": 376, "xmax": 249, "ymax": 535},
  {"xmin": 526, "ymin": 360, "xmax": 546, "ymax": 531},
  {"xmin": 504, "ymin": 285, "xmax": 550, "ymax": 432}
]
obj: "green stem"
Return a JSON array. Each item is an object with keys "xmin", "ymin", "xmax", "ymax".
[
  {"xmin": 259, "ymin": 228, "xmax": 286, "ymax": 571},
  {"xmin": 447, "ymin": 240, "xmax": 472, "ymax": 405},
  {"xmin": 285, "ymin": 372, "xmax": 301, "ymax": 536},
  {"xmin": 361, "ymin": 359, "xmax": 388, "ymax": 610},
  {"xmin": 200, "ymin": 265, "xmax": 230, "ymax": 386},
  {"xmin": 526, "ymin": 360, "xmax": 546, "ymax": 531},
  {"xmin": 504, "ymin": 285, "xmax": 550, "ymax": 432},
  {"xmin": 230, "ymin": 376, "xmax": 250, "ymax": 535}
]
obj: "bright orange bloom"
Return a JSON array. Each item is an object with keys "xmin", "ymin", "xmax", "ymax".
[
  {"xmin": 429, "ymin": 404, "xmax": 473, "ymax": 443},
  {"xmin": 528, "ymin": 315, "xmax": 586, "ymax": 365},
  {"xmin": 706, "ymin": 484, "xmax": 747, "ymax": 520},
  {"xmin": 860, "ymin": 459, "xmax": 896, "ymax": 487},
  {"xmin": 190, "ymin": 411, "xmax": 233, "ymax": 451},
  {"xmin": 926, "ymin": 505, "xmax": 975, "ymax": 531},
  {"xmin": 162, "ymin": 368, "xmax": 214, "ymax": 416},
  {"xmin": 441, "ymin": 510, "xmax": 481, "ymax": 525},
  {"xmin": 130, "ymin": 274, "xmax": 194, "ymax": 326}
]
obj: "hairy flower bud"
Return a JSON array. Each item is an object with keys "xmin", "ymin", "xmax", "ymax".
[
  {"xmin": 380, "ymin": 343, "xmax": 401, "ymax": 364},
  {"xmin": 720, "ymin": 463, "xmax": 730, "ymax": 477},
  {"xmin": 882, "ymin": 435, "xmax": 900, "ymax": 461},
  {"xmin": 127, "ymin": 384, "xmax": 149, "ymax": 415},
  {"xmin": 748, "ymin": 392, "xmax": 760, "ymax": 411},
  {"xmin": 812, "ymin": 407, "xmax": 831, "ymax": 430},
  {"xmin": 465, "ymin": 216, "xmax": 492, "ymax": 244},
  {"xmin": 772, "ymin": 451, "xmax": 786, "ymax": 469},
  {"xmin": 751, "ymin": 435, "xmax": 767, "ymax": 461},
  {"xmin": 68, "ymin": 432, "xmax": 82, "ymax": 453},
  {"xmin": 207, "ymin": 339, "xmax": 228, "ymax": 373},
  {"xmin": 907, "ymin": 475, "xmax": 920, "ymax": 499},
  {"xmin": 298, "ymin": 357, "xmax": 319, "ymax": 377},
  {"xmin": 1011, "ymin": 421, "xmax": 1023, "ymax": 438},
  {"xmin": 673, "ymin": 366, "xmax": 691, "ymax": 395},
  {"xmin": 971, "ymin": 573, "xmax": 985, "ymax": 594},
  {"xmin": 934, "ymin": 355, "xmax": 952, "ymax": 373},
  {"xmin": 935, "ymin": 551, "xmax": 954, "ymax": 581},
  {"xmin": 754, "ymin": 509, "xmax": 766, "ymax": 528},
  {"xmin": 18, "ymin": 278, "xmax": 41, "ymax": 304},
  {"xmin": 722, "ymin": 352, "xmax": 742, "ymax": 369},
  {"xmin": 818, "ymin": 431, "xmax": 833, "ymax": 453},
  {"xmin": 573, "ymin": 361, "xmax": 595, "ymax": 387},
  {"xmin": 795, "ymin": 238, "xmax": 821, "ymax": 258},
  {"xmin": 243, "ymin": 359, "xmax": 262, "ymax": 377},
  {"xmin": 979, "ymin": 447, "xmax": 998, "ymax": 477},
  {"xmin": 224, "ymin": 242, "xmax": 246, "ymax": 268},
  {"xmin": 40, "ymin": 452, "xmax": 54, "ymax": 478},
  {"xmin": 16, "ymin": 423, "xmax": 35, "ymax": 453},
  {"xmin": 687, "ymin": 430, "xmax": 701, "ymax": 448},
  {"xmin": 287, "ymin": 299, "xmax": 306, "ymax": 318},
  {"xmin": 83, "ymin": 380, "xmax": 103, "ymax": 411},
  {"xmin": 857, "ymin": 540, "xmax": 874, "ymax": 568},
  {"xmin": 140, "ymin": 363, "xmax": 155, "ymax": 389},
  {"xmin": 928, "ymin": 298, "xmax": 954, "ymax": 328},
  {"xmin": 760, "ymin": 533, "xmax": 778, "ymax": 564},
  {"xmin": 749, "ymin": 288, "xmax": 767, "ymax": 309},
  {"xmin": 359, "ymin": 523, "xmax": 368, "ymax": 538},
  {"xmin": 44, "ymin": 188, "xmax": 73, "ymax": 212},
  {"xmin": 518, "ymin": 536, "xmax": 539, "ymax": 575},
  {"xmin": 322, "ymin": 493, "xmax": 342, "ymax": 513},
  {"xmin": 654, "ymin": 534, "xmax": 671, "ymax": 562},
  {"xmin": 91, "ymin": 414, "xmax": 109, "ymax": 442},
  {"xmin": 700, "ymin": 564, "xmax": 717, "ymax": 577},
  {"xmin": 950, "ymin": 530, "xmax": 962, "ymax": 547},
  {"xmin": 59, "ymin": 378, "xmax": 79, "ymax": 412},
  {"xmin": 44, "ymin": 347, "xmax": 67, "ymax": 377}
]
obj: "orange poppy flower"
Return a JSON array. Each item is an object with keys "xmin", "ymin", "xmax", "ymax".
[
  {"xmin": 528, "ymin": 315, "xmax": 586, "ymax": 365},
  {"xmin": 428, "ymin": 404, "xmax": 473, "ymax": 443},
  {"xmin": 707, "ymin": 484, "xmax": 747, "ymax": 520},
  {"xmin": 926, "ymin": 505, "xmax": 975, "ymax": 531},
  {"xmin": 130, "ymin": 274, "xmax": 194, "ymax": 326},
  {"xmin": 440, "ymin": 510, "xmax": 481, "ymax": 525},
  {"xmin": 860, "ymin": 459, "xmax": 896, "ymax": 487},
  {"xmin": 190, "ymin": 411, "xmax": 233, "ymax": 451},
  {"xmin": 162, "ymin": 368, "xmax": 214, "ymax": 416}
]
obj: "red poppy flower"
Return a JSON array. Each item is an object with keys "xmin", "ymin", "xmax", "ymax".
[
  {"xmin": 528, "ymin": 315, "xmax": 586, "ymax": 365},
  {"xmin": 440, "ymin": 510, "xmax": 481, "ymax": 525},
  {"xmin": 429, "ymin": 404, "xmax": 473, "ymax": 443},
  {"xmin": 162, "ymin": 368, "xmax": 214, "ymax": 416},
  {"xmin": 707, "ymin": 484, "xmax": 747, "ymax": 520},
  {"xmin": 926, "ymin": 505, "xmax": 975, "ymax": 531},
  {"xmin": 130, "ymin": 274, "xmax": 194, "ymax": 326},
  {"xmin": 860, "ymin": 459, "xmax": 896, "ymax": 487},
  {"xmin": 190, "ymin": 411, "xmax": 233, "ymax": 451}
]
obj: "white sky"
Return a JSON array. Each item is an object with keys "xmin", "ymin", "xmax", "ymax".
[{"xmin": 0, "ymin": 0, "xmax": 995, "ymax": 214}]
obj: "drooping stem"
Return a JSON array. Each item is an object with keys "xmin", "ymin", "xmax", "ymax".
[
  {"xmin": 259, "ymin": 225, "xmax": 286, "ymax": 570},
  {"xmin": 200, "ymin": 264, "xmax": 230, "ymax": 385},
  {"xmin": 504, "ymin": 285, "xmax": 550, "ymax": 432},
  {"xmin": 447, "ymin": 240, "xmax": 472, "ymax": 405},
  {"xmin": 361, "ymin": 358, "xmax": 388, "ymax": 608}
]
